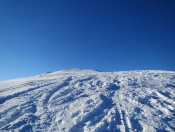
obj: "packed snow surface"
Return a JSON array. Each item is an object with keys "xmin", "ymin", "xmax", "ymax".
[{"xmin": 0, "ymin": 69, "xmax": 175, "ymax": 132}]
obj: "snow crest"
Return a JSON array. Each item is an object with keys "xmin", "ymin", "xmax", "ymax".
[{"xmin": 0, "ymin": 70, "xmax": 175, "ymax": 132}]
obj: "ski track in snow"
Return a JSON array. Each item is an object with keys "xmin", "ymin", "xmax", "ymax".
[{"xmin": 0, "ymin": 69, "xmax": 175, "ymax": 132}]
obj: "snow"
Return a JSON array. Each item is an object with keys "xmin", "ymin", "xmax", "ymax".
[{"xmin": 0, "ymin": 69, "xmax": 175, "ymax": 132}]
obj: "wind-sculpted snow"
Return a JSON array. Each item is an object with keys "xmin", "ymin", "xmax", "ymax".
[{"xmin": 0, "ymin": 69, "xmax": 175, "ymax": 132}]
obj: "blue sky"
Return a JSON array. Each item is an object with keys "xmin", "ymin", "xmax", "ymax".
[{"xmin": 0, "ymin": 0, "xmax": 175, "ymax": 80}]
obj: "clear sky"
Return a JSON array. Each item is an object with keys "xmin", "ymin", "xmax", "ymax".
[{"xmin": 0, "ymin": 0, "xmax": 175, "ymax": 81}]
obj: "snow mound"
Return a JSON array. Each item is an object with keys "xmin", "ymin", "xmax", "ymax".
[{"xmin": 0, "ymin": 70, "xmax": 175, "ymax": 132}]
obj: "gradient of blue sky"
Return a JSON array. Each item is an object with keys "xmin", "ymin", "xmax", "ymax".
[{"xmin": 0, "ymin": 0, "xmax": 175, "ymax": 80}]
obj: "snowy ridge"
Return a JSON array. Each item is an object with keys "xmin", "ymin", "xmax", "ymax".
[{"xmin": 0, "ymin": 69, "xmax": 175, "ymax": 132}]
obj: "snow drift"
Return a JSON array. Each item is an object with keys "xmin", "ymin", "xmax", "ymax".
[{"xmin": 0, "ymin": 69, "xmax": 175, "ymax": 132}]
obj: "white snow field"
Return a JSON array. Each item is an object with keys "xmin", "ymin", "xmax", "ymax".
[{"xmin": 0, "ymin": 69, "xmax": 175, "ymax": 132}]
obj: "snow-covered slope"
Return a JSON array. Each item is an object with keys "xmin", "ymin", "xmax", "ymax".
[{"xmin": 0, "ymin": 69, "xmax": 175, "ymax": 132}]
